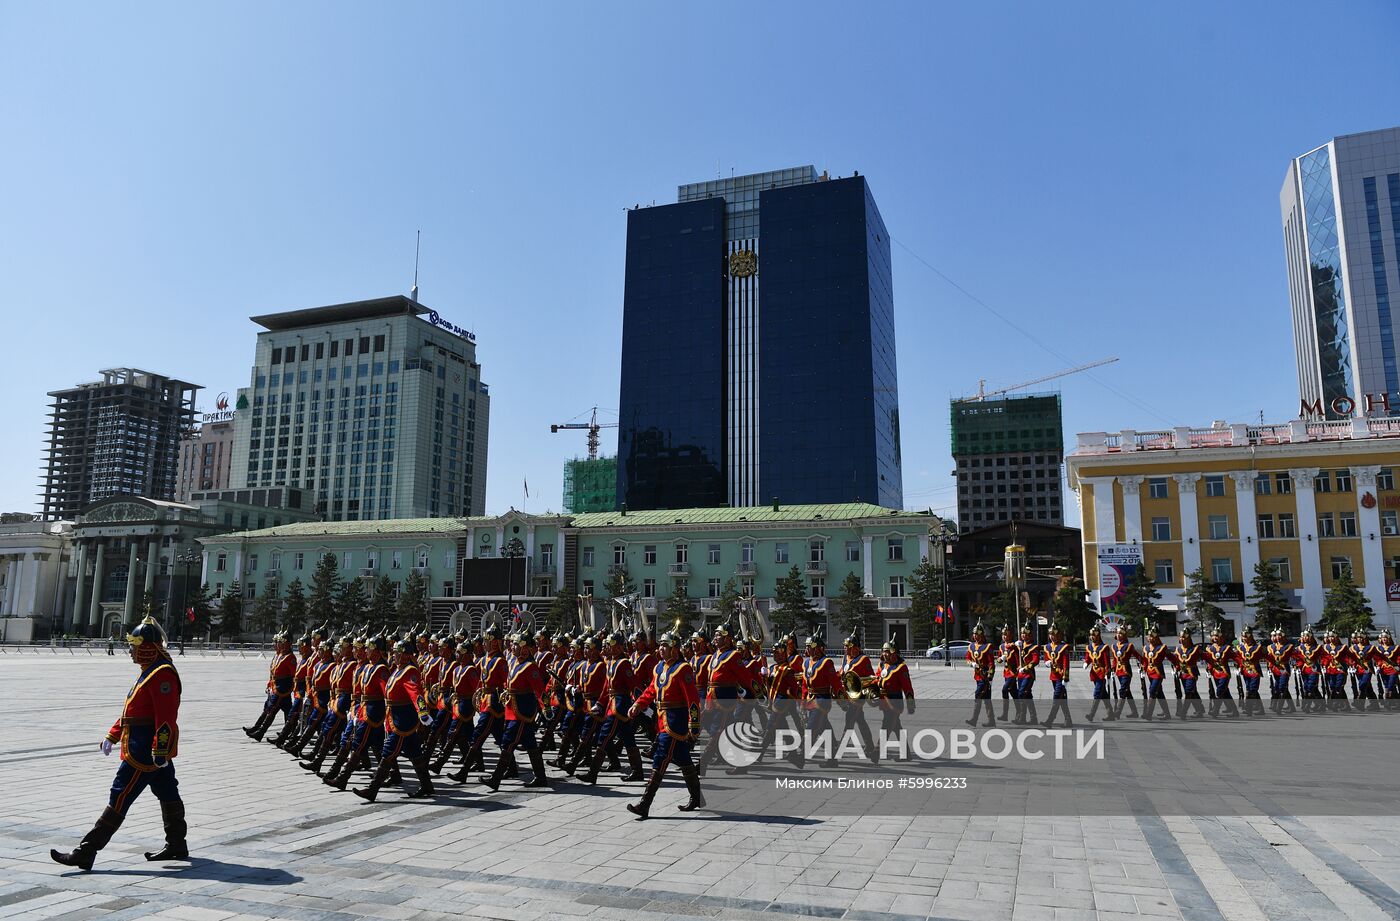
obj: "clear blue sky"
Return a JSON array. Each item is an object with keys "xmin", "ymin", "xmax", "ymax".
[{"xmin": 3, "ymin": 2, "xmax": 1398, "ymax": 525}]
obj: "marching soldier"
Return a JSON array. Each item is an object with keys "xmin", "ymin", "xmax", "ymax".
[
  {"xmin": 626, "ymin": 630, "xmax": 703, "ymax": 819},
  {"xmin": 243, "ymin": 629, "xmax": 297, "ymax": 741},
  {"xmin": 51, "ymin": 616, "xmax": 188, "ymax": 871},
  {"xmin": 629, "ymin": 631, "xmax": 660, "ymax": 748},
  {"xmin": 1204, "ymin": 626, "xmax": 1240, "ymax": 718},
  {"xmin": 1013, "ymin": 624, "xmax": 1041, "ymax": 725},
  {"xmin": 1349, "ymin": 629, "xmax": 1379, "ymax": 708},
  {"xmin": 354, "ymin": 637, "xmax": 436, "ymax": 802},
  {"xmin": 730, "ymin": 634, "xmax": 803, "ymax": 774},
  {"xmin": 996, "ymin": 624, "xmax": 1020, "ymax": 720},
  {"xmin": 876, "ymin": 640, "xmax": 915, "ymax": 750},
  {"xmin": 690, "ymin": 628, "xmax": 714, "ymax": 702},
  {"xmin": 1083, "ymin": 624, "xmax": 1115, "ymax": 722},
  {"xmin": 1110, "ymin": 624, "xmax": 1142, "ymax": 719},
  {"xmin": 1041, "ymin": 623, "xmax": 1072, "ymax": 728},
  {"xmin": 324, "ymin": 630, "xmax": 391, "ymax": 791},
  {"xmin": 1265, "ymin": 627, "xmax": 1299, "ymax": 714},
  {"xmin": 288, "ymin": 634, "xmax": 335, "ymax": 756},
  {"xmin": 965, "ymin": 622, "xmax": 997, "ymax": 727},
  {"xmin": 549, "ymin": 637, "xmax": 588, "ymax": 769},
  {"xmin": 480, "ymin": 633, "xmax": 551, "ymax": 790},
  {"xmin": 696, "ymin": 621, "xmax": 748, "ymax": 776},
  {"xmin": 1236, "ymin": 627, "xmax": 1267, "ymax": 715},
  {"xmin": 839, "ymin": 631, "xmax": 879, "ymax": 758},
  {"xmin": 563, "ymin": 635, "xmax": 609, "ymax": 775},
  {"xmin": 1174, "ymin": 629, "xmax": 1206, "ymax": 718},
  {"xmin": 1320, "ymin": 628, "xmax": 1353, "ymax": 704},
  {"xmin": 578, "ymin": 632, "xmax": 644, "ymax": 784},
  {"xmin": 1376, "ymin": 629, "xmax": 1399, "ymax": 701},
  {"xmin": 801, "ymin": 630, "xmax": 841, "ymax": 768},
  {"xmin": 431, "ymin": 635, "xmax": 483, "ymax": 776},
  {"xmin": 1140, "ymin": 626, "xmax": 1172, "ymax": 720},
  {"xmin": 1296, "ymin": 628, "xmax": 1325, "ymax": 709},
  {"xmin": 301, "ymin": 634, "xmax": 355, "ymax": 773}
]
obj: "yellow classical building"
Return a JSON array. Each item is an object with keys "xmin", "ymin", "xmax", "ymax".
[{"xmin": 1066, "ymin": 418, "xmax": 1400, "ymax": 633}]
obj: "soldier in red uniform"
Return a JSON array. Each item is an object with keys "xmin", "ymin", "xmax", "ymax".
[
  {"xmin": 1376, "ymin": 629, "xmax": 1400, "ymax": 701},
  {"xmin": 480, "ymin": 633, "xmax": 551, "ymax": 790},
  {"xmin": 839, "ymin": 631, "xmax": 879, "ymax": 757},
  {"xmin": 1140, "ymin": 626, "xmax": 1172, "ymax": 720},
  {"xmin": 271, "ymin": 632, "xmax": 316, "ymax": 748},
  {"xmin": 1083, "ymin": 623, "xmax": 1114, "ymax": 722},
  {"xmin": 1204, "ymin": 626, "xmax": 1240, "ymax": 718},
  {"xmin": 578, "ymin": 632, "xmax": 644, "ymax": 784},
  {"xmin": 1235, "ymin": 627, "xmax": 1267, "ymax": 715},
  {"xmin": 966, "ymin": 622, "xmax": 998, "ymax": 727},
  {"xmin": 354, "ymin": 637, "xmax": 436, "ymax": 802},
  {"xmin": 431, "ymin": 635, "xmax": 483, "ymax": 776},
  {"xmin": 550, "ymin": 637, "xmax": 588, "ymax": 768},
  {"xmin": 1265, "ymin": 628, "xmax": 1299, "ymax": 714},
  {"xmin": 459, "ymin": 626, "xmax": 511, "ymax": 780},
  {"xmin": 51, "ymin": 616, "xmax": 187, "ymax": 871},
  {"xmin": 690, "ymin": 628, "xmax": 713, "ymax": 702},
  {"xmin": 564, "ymin": 635, "xmax": 610, "ymax": 775},
  {"xmin": 695, "ymin": 621, "xmax": 748, "ymax": 776},
  {"xmin": 1041, "ymin": 623, "xmax": 1072, "ymax": 728},
  {"xmin": 735, "ymin": 634, "xmax": 804, "ymax": 773},
  {"xmin": 997, "ymin": 624, "xmax": 1020, "ymax": 720},
  {"xmin": 1110, "ymin": 624, "xmax": 1142, "ymax": 719},
  {"xmin": 801, "ymin": 630, "xmax": 841, "ymax": 767},
  {"xmin": 288, "ymin": 632, "xmax": 335, "ymax": 756},
  {"xmin": 876, "ymin": 639, "xmax": 915, "ymax": 751},
  {"xmin": 1173, "ymin": 629, "xmax": 1206, "ymax": 718},
  {"xmin": 1349, "ymin": 629, "xmax": 1379, "ymax": 708},
  {"xmin": 629, "ymin": 631, "xmax": 660, "ymax": 747},
  {"xmin": 301, "ymin": 634, "xmax": 356, "ymax": 773},
  {"xmin": 243, "ymin": 629, "xmax": 298, "ymax": 741},
  {"xmin": 1320, "ymin": 628, "xmax": 1353, "ymax": 704},
  {"xmin": 324, "ymin": 631, "xmax": 391, "ymax": 790},
  {"xmin": 1013, "ymin": 624, "xmax": 1041, "ymax": 725},
  {"xmin": 417, "ymin": 633, "xmax": 450, "ymax": 762},
  {"xmin": 627, "ymin": 630, "xmax": 703, "ymax": 819},
  {"xmin": 1296, "ymin": 627, "xmax": 1324, "ymax": 709}
]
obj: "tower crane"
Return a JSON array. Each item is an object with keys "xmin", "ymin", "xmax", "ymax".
[
  {"xmin": 550, "ymin": 407, "xmax": 618, "ymax": 460},
  {"xmin": 964, "ymin": 357, "xmax": 1119, "ymax": 402}
]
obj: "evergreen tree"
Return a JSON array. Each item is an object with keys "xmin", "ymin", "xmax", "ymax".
[
  {"xmin": 662, "ymin": 581, "xmax": 700, "ymax": 636},
  {"xmin": 184, "ymin": 583, "xmax": 215, "ymax": 638},
  {"xmin": 771, "ymin": 565, "xmax": 817, "ymax": 637},
  {"xmin": 1050, "ymin": 573, "xmax": 1099, "ymax": 643},
  {"xmin": 219, "ymin": 581, "xmax": 245, "ymax": 638},
  {"xmin": 370, "ymin": 576, "xmax": 397, "ymax": 625},
  {"xmin": 909, "ymin": 556, "xmax": 943, "ymax": 643},
  {"xmin": 281, "ymin": 578, "xmax": 308, "ymax": 634},
  {"xmin": 250, "ymin": 587, "xmax": 281, "ymax": 639},
  {"xmin": 337, "ymin": 577, "xmax": 369, "ymax": 627},
  {"xmin": 395, "ymin": 568, "xmax": 428, "ymax": 627},
  {"xmin": 716, "ymin": 577, "xmax": 742, "ymax": 623},
  {"xmin": 546, "ymin": 591, "xmax": 577, "ymax": 632},
  {"xmin": 1247, "ymin": 560, "xmax": 1293, "ymax": 634},
  {"xmin": 603, "ymin": 565, "xmax": 637, "ymax": 601},
  {"xmin": 1181, "ymin": 566, "xmax": 1224, "ymax": 637},
  {"xmin": 309, "ymin": 554, "xmax": 341, "ymax": 626},
  {"xmin": 832, "ymin": 571, "xmax": 868, "ymax": 639},
  {"xmin": 1320, "ymin": 566, "xmax": 1374, "ymax": 637}
]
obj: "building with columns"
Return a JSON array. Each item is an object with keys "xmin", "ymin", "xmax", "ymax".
[
  {"xmin": 0, "ymin": 520, "xmax": 73, "ymax": 641},
  {"xmin": 198, "ymin": 503, "xmax": 942, "ymax": 651},
  {"xmin": 1067, "ymin": 417, "xmax": 1400, "ymax": 634}
]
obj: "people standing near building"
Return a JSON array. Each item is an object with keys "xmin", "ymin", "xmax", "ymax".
[
  {"xmin": 626, "ymin": 630, "xmax": 702, "ymax": 819},
  {"xmin": 51, "ymin": 616, "xmax": 187, "ymax": 871},
  {"xmin": 243, "ymin": 630, "xmax": 297, "ymax": 741},
  {"xmin": 1084, "ymin": 624, "xmax": 1115, "ymax": 722},
  {"xmin": 1174, "ymin": 629, "xmax": 1206, "ymax": 718},
  {"xmin": 966, "ymin": 623, "xmax": 997, "ymax": 727},
  {"xmin": 1110, "ymin": 625, "xmax": 1142, "ymax": 719}
]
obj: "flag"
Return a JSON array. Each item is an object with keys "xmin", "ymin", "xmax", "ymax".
[
  {"xmin": 934, "ymin": 605, "xmax": 944, "ymax": 623},
  {"xmin": 186, "ymin": 606, "xmax": 195, "ymax": 623},
  {"xmin": 524, "ymin": 478, "xmax": 530, "ymax": 498}
]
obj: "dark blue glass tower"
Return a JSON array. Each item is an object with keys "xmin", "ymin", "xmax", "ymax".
[{"xmin": 617, "ymin": 168, "xmax": 902, "ymax": 511}]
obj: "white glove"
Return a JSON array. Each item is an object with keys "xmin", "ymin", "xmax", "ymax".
[
  {"xmin": 100, "ymin": 739, "xmax": 113, "ymax": 756},
  {"xmin": 419, "ymin": 711, "xmax": 433, "ymax": 727}
]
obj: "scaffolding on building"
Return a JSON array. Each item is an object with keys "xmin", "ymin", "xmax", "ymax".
[{"xmin": 563, "ymin": 456, "xmax": 617, "ymax": 513}]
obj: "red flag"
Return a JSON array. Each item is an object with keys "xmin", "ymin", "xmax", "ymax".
[
  {"xmin": 934, "ymin": 605, "xmax": 945, "ymax": 623},
  {"xmin": 186, "ymin": 606, "xmax": 195, "ymax": 623}
]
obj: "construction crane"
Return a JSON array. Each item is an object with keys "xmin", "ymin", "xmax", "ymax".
[
  {"xmin": 964, "ymin": 357, "xmax": 1119, "ymax": 402},
  {"xmin": 550, "ymin": 407, "xmax": 618, "ymax": 460}
]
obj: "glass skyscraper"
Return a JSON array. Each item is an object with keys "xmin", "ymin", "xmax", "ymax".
[
  {"xmin": 617, "ymin": 167, "xmax": 902, "ymax": 510},
  {"xmin": 1282, "ymin": 127, "xmax": 1400, "ymax": 417}
]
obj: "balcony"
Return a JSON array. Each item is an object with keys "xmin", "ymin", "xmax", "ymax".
[
  {"xmin": 607, "ymin": 564, "xmax": 627, "ymax": 575},
  {"xmin": 668, "ymin": 563, "xmax": 690, "ymax": 577},
  {"xmin": 641, "ymin": 598, "xmax": 658, "ymax": 612},
  {"xmin": 804, "ymin": 559, "xmax": 828, "ymax": 575},
  {"xmin": 413, "ymin": 565, "xmax": 430, "ymax": 575},
  {"xmin": 263, "ymin": 570, "xmax": 280, "ymax": 581},
  {"xmin": 735, "ymin": 561, "xmax": 756, "ymax": 576},
  {"xmin": 698, "ymin": 598, "xmax": 720, "ymax": 611},
  {"xmin": 809, "ymin": 598, "xmax": 828, "ymax": 612},
  {"xmin": 359, "ymin": 568, "xmax": 377, "ymax": 579},
  {"xmin": 879, "ymin": 597, "xmax": 912, "ymax": 611}
]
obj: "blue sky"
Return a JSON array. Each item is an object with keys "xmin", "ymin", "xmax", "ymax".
[{"xmin": 3, "ymin": 2, "xmax": 1398, "ymax": 525}]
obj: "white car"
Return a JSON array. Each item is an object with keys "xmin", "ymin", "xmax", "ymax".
[{"xmin": 925, "ymin": 641, "xmax": 972, "ymax": 661}]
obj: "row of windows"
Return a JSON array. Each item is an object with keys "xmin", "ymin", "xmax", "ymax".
[
  {"xmin": 270, "ymin": 336, "xmax": 387, "ymax": 365},
  {"xmin": 579, "ymin": 538, "xmax": 909, "ymax": 568},
  {"xmin": 632, "ymin": 574, "xmax": 909, "ymax": 600},
  {"xmin": 1145, "ymin": 509, "xmax": 1393, "ymax": 542},
  {"xmin": 1149, "ymin": 555, "xmax": 1363, "ymax": 587},
  {"xmin": 959, "ymin": 455, "xmax": 1061, "ymax": 468},
  {"xmin": 1142, "ymin": 468, "xmax": 1395, "ymax": 499}
]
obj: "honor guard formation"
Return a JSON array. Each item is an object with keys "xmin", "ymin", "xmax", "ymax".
[{"xmin": 964, "ymin": 619, "xmax": 1400, "ymax": 722}]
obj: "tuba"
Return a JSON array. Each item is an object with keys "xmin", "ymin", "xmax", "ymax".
[
  {"xmin": 740, "ymin": 595, "xmax": 767, "ymax": 647},
  {"xmin": 842, "ymin": 670, "xmax": 884, "ymax": 701}
]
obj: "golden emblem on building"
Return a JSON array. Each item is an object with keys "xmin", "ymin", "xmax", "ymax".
[{"xmin": 728, "ymin": 249, "xmax": 758, "ymax": 278}]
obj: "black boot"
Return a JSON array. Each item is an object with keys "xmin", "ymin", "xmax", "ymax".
[
  {"xmin": 243, "ymin": 709, "xmax": 274, "ymax": 741},
  {"xmin": 479, "ymin": 750, "xmax": 513, "ymax": 791},
  {"xmin": 326, "ymin": 750, "xmax": 364, "ymax": 791},
  {"xmin": 621, "ymin": 745, "xmax": 644, "ymax": 782},
  {"xmin": 144, "ymin": 801, "xmax": 190, "ymax": 861},
  {"xmin": 429, "ymin": 731, "xmax": 459, "ymax": 775},
  {"xmin": 578, "ymin": 747, "xmax": 603, "ymax": 785},
  {"xmin": 50, "ymin": 807, "xmax": 122, "ymax": 872},
  {"xmin": 407, "ymin": 757, "xmax": 436, "ymax": 798},
  {"xmin": 626, "ymin": 768, "xmax": 665, "ymax": 820},
  {"xmin": 504, "ymin": 756, "xmax": 520, "ymax": 778},
  {"xmin": 677, "ymin": 764, "xmax": 706, "ymax": 812},
  {"xmin": 522, "ymin": 750, "xmax": 550, "ymax": 788},
  {"xmin": 301, "ymin": 732, "xmax": 336, "ymax": 773},
  {"xmin": 319, "ymin": 745, "xmax": 350, "ymax": 781},
  {"xmin": 353, "ymin": 755, "xmax": 395, "ymax": 803}
]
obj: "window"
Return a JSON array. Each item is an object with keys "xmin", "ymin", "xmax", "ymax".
[
  {"xmin": 740, "ymin": 577, "xmax": 755, "ymax": 595},
  {"xmin": 391, "ymin": 550, "xmax": 402, "ymax": 569},
  {"xmin": 775, "ymin": 542, "xmax": 789, "ymax": 564},
  {"xmin": 1340, "ymin": 512, "xmax": 1357, "ymax": 537},
  {"xmin": 1151, "ymin": 517, "xmax": 1172, "ymax": 541},
  {"xmin": 1335, "ymin": 469, "xmax": 1353, "ymax": 492},
  {"xmin": 366, "ymin": 551, "xmax": 378, "ymax": 570},
  {"xmin": 215, "ymin": 552, "xmax": 227, "ymax": 573},
  {"xmin": 888, "ymin": 576, "xmax": 906, "ymax": 598},
  {"xmin": 707, "ymin": 578, "xmax": 721, "ymax": 597},
  {"xmin": 741, "ymin": 541, "xmax": 755, "ymax": 564},
  {"xmin": 269, "ymin": 551, "xmax": 281, "ymax": 571},
  {"xmin": 247, "ymin": 554, "xmax": 258, "ymax": 573},
  {"xmin": 613, "ymin": 544, "xmax": 625, "ymax": 566},
  {"xmin": 1275, "ymin": 472, "xmax": 1293, "ymax": 494},
  {"xmin": 1203, "ymin": 475, "xmax": 1226, "ymax": 497},
  {"xmin": 1208, "ymin": 515, "xmax": 1230, "ymax": 540},
  {"xmin": 1211, "ymin": 558, "xmax": 1233, "ymax": 583},
  {"xmin": 1314, "ymin": 472, "xmax": 1331, "ymax": 493},
  {"xmin": 675, "ymin": 544, "xmax": 688, "ymax": 564},
  {"xmin": 1270, "ymin": 557, "xmax": 1292, "ymax": 582},
  {"xmin": 244, "ymin": 583, "xmax": 255, "ymax": 599},
  {"xmin": 1318, "ymin": 514, "xmax": 1336, "ymax": 538},
  {"xmin": 582, "ymin": 547, "xmax": 595, "ymax": 567},
  {"xmin": 214, "ymin": 583, "xmax": 224, "ymax": 598},
  {"xmin": 341, "ymin": 552, "xmax": 352, "ymax": 571},
  {"xmin": 293, "ymin": 551, "xmax": 303, "ymax": 571},
  {"xmin": 810, "ymin": 577, "xmax": 825, "ymax": 599},
  {"xmin": 643, "ymin": 545, "xmax": 656, "ymax": 566},
  {"xmin": 845, "ymin": 541, "xmax": 860, "ymax": 562},
  {"xmin": 1254, "ymin": 475, "xmax": 1272, "ymax": 496},
  {"xmin": 707, "ymin": 544, "xmax": 720, "ymax": 564},
  {"xmin": 1380, "ymin": 468, "xmax": 1395, "ymax": 491},
  {"xmin": 1257, "ymin": 514, "xmax": 1275, "ymax": 539},
  {"xmin": 373, "ymin": 334, "xmax": 385, "ymax": 352},
  {"xmin": 330, "ymin": 340, "xmax": 339, "ymax": 358},
  {"xmin": 643, "ymin": 578, "xmax": 656, "ymax": 598},
  {"xmin": 1148, "ymin": 477, "xmax": 1169, "ymax": 499},
  {"xmin": 541, "ymin": 543, "xmax": 553, "ymax": 568},
  {"xmin": 809, "ymin": 540, "xmax": 825, "ymax": 562},
  {"xmin": 1278, "ymin": 514, "xmax": 1296, "ymax": 538},
  {"xmin": 582, "ymin": 579, "xmax": 594, "ymax": 595},
  {"xmin": 887, "ymin": 537, "xmax": 904, "ymax": 561},
  {"xmin": 1154, "ymin": 559, "xmax": 1174, "ymax": 584},
  {"xmin": 358, "ymin": 336, "xmax": 370, "ymax": 354},
  {"xmin": 1384, "ymin": 510, "xmax": 1399, "ymax": 536},
  {"xmin": 1331, "ymin": 556, "xmax": 1352, "ymax": 580}
]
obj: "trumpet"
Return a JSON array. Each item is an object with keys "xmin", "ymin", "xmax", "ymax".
[{"xmin": 842, "ymin": 671, "xmax": 885, "ymax": 701}]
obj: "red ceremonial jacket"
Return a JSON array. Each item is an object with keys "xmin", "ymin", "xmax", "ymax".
[{"xmin": 106, "ymin": 656, "xmax": 181, "ymax": 772}]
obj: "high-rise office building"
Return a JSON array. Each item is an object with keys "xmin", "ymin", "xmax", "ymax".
[
  {"xmin": 229, "ymin": 295, "xmax": 490, "ymax": 521},
  {"xmin": 617, "ymin": 166, "xmax": 902, "ymax": 511},
  {"xmin": 40, "ymin": 368, "xmax": 199, "ymax": 520},
  {"xmin": 1282, "ymin": 127, "xmax": 1400, "ymax": 418},
  {"xmin": 950, "ymin": 393, "xmax": 1064, "ymax": 533},
  {"xmin": 176, "ymin": 419, "xmax": 236, "ymax": 501}
]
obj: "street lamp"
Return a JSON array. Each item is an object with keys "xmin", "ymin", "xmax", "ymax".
[
  {"xmin": 176, "ymin": 549, "xmax": 200, "ymax": 649},
  {"xmin": 503, "ymin": 537, "xmax": 526, "ymax": 629}
]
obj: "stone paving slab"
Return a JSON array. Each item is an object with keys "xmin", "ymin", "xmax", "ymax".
[{"xmin": 3, "ymin": 654, "xmax": 1400, "ymax": 920}]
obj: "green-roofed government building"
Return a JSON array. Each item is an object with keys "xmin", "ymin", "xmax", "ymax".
[{"xmin": 197, "ymin": 502, "xmax": 943, "ymax": 652}]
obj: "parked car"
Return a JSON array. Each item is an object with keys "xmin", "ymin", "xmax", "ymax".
[{"xmin": 925, "ymin": 641, "xmax": 972, "ymax": 660}]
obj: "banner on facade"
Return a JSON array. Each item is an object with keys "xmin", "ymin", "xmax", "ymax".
[
  {"xmin": 1388, "ymin": 579, "xmax": 1400, "ymax": 602},
  {"xmin": 1097, "ymin": 544, "xmax": 1143, "ymax": 613}
]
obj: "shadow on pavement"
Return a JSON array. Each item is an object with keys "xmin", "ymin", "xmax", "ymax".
[{"xmin": 93, "ymin": 857, "xmax": 301, "ymax": 885}]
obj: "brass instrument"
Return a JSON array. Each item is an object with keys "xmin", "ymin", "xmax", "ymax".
[
  {"xmin": 843, "ymin": 670, "xmax": 885, "ymax": 701},
  {"xmin": 500, "ymin": 688, "xmax": 515, "ymax": 710},
  {"xmin": 740, "ymin": 595, "xmax": 768, "ymax": 646},
  {"xmin": 576, "ymin": 594, "xmax": 593, "ymax": 633},
  {"xmin": 471, "ymin": 687, "xmax": 489, "ymax": 710}
]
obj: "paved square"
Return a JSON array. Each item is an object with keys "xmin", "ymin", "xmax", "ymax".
[{"xmin": 3, "ymin": 650, "xmax": 1399, "ymax": 921}]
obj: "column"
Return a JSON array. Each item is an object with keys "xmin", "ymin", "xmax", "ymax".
[
  {"xmin": 1085, "ymin": 477, "xmax": 1117, "ymax": 548},
  {"xmin": 1173, "ymin": 473, "xmax": 1202, "ymax": 578},
  {"xmin": 1354, "ymin": 466, "xmax": 1388, "ymax": 615},
  {"xmin": 1120, "ymin": 475, "xmax": 1145, "ymax": 543},
  {"xmin": 1292, "ymin": 469, "xmax": 1324, "ymax": 619},
  {"xmin": 20, "ymin": 553, "xmax": 38, "ymax": 616},
  {"xmin": 525, "ymin": 524, "xmax": 536, "ymax": 561},
  {"xmin": 555, "ymin": 529, "xmax": 565, "ymax": 588},
  {"xmin": 495, "ymin": 525, "xmax": 505, "ymax": 552},
  {"xmin": 1230, "ymin": 471, "xmax": 1260, "ymax": 590},
  {"xmin": 124, "ymin": 542, "xmax": 140, "ymax": 622},
  {"xmin": 144, "ymin": 539, "xmax": 158, "ymax": 595},
  {"xmin": 465, "ymin": 527, "xmax": 475, "ymax": 560},
  {"xmin": 200, "ymin": 549, "xmax": 210, "ymax": 586},
  {"xmin": 89, "ymin": 542, "xmax": 106, "ymax": 633},
  {"xmin": 861, "ymin": 535, "xmax": 874, "ymax": 594},
  {"xmin": 233, "ymin": 549, "xmax": 244, "ymax": 585},
  {"xmin": 72, "ymin": 541, "xmax": 89, "ymax": 632},
  {"xmin": 918, "ymin": 532, "xmax": 930, "ymax": 564},
  {"xmin": 10, "ymin": 556, "xmax": 24, "ymax": 617},
  {"xmin": 1, "ymin": 558, "xmax": 14, "ymax": 615}
]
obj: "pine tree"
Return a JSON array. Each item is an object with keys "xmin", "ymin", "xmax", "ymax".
[
  {"xmin": 250, "ymin": 587, "xmax": 281, "ymax": 639},
  {"xmin": 662, "ymin": 582, "xmax": 700, "ymax": 637},
  {"xmin": 1247, "ymin": 560, "xmax": 1293, "ymax": 634},
  {"xmin": 1181, "ymin": 566, "xmax": 1223, "ymax": 637},
  {"xmin": 396, "ymin": 568, "xmax": 428, "ymax": 628},
  {"xmin": 1320, "ymin": 566, "xmax": 1374, "ymax": 637},
  {"xmin": 716, "ymin": 577, "xmax": 742, "ymax": 623},
  {"xmin": 771, "ymin": 564, "xmax": 816, "ymax": 638},
  {"xmin": 832, "ymin": 571, "xmax": 868, "ymax": 639},
  {"xmin": 186, "ymin": 583, "xmax": 216, "ymax": 638},
  {"xmin": 309, "ymin": 554, "xmax": 341, "ymax": 626},
  {"xmin": 338, "ymin": 577, "xmax": 369, "ymax": 627},
  {"xmin": 909, "ymin": 556, "xmax": 943, "ymax": 644},
  {"xmin": 219, "ymin": 581, "xmax": 245, "ymax": 638},
  {"xmin": 370, "ymin": 576, "xmax": 397, "ymax": 625},
  {"xmin": 604, "ymin": 565, "xmax": 637, "ymax": 601},
  {"xmin": 547, "ymin": 591, "xmax": 577, "ymax": 632},
  {"xmin": 1050, "ymin": 572, "xmax": 1099, "ymax": 643},
  {"xmin": 282, "ymin": 578, "xmax": 308, "ymax": 634}
]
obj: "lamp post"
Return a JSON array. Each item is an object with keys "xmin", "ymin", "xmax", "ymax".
[
  {"xmin": 176, "ymin": 549, "xmax": 200, "ymax": 650},
  {"xmin": 503, "ymin": 537, "xmax": 526, "ymax": 630}
]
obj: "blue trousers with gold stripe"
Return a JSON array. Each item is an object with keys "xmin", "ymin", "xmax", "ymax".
[
  {"xmin": 380, "ymin": 727, "xmax": 422, "ymax": 762},
  {"xmin": 108, "ymin": 760, "xmax": 180, "ymax": 821},
  {"xmin": 650, "ymin": 730, "xmax": 693, "ymax": 773}
]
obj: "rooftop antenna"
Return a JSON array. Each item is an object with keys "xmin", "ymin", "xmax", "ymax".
[{"xmin": 410, "ymin": 230, "xmax": 421, "ymax": 304}]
